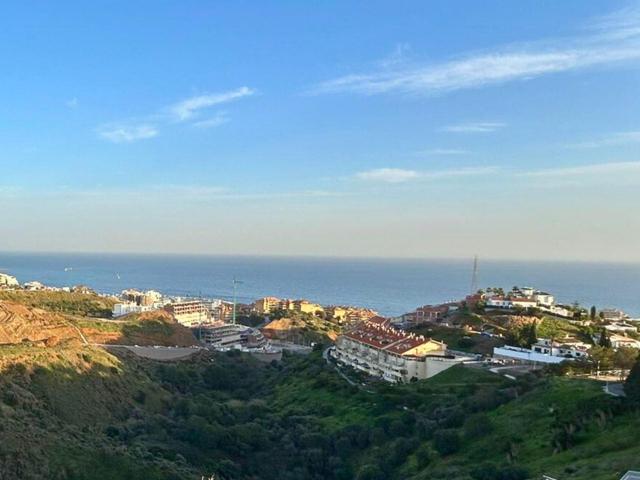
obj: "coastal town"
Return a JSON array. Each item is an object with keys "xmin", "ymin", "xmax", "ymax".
[
  {"xmin": 2, "ymin": 267, "xmax": 640, "ymax": 479},
  {"xmin": 2, "ymin": 269, "xmax": 639, "ymax": 387}
]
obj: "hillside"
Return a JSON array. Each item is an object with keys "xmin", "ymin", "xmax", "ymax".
[
  {"xmin": 0, "ymin": 290, "xmax": 116, "ymax": 318},
  {"xmin": 0, "ymin": 300, "xmax": 83, "ymax": 346},
  {"xmin": 76, "ymin": 310, "xmax": 198, "ymax": 347},
  {"xmin": 262, "ymin": 311, "xmax": 340, "ymax": 342},
  {"xmin": 0, "ymin": 292, "xmax": 637, "ymax": 479}
]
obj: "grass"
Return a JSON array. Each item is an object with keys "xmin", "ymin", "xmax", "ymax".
[{"xmin": 0, "ymin": 290, "xmax": 115, "ymax": 318}]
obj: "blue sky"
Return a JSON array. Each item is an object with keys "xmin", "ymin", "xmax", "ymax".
[{"xmin": 1, "ymin": 1, "xmax": 640, "ymax": 260}]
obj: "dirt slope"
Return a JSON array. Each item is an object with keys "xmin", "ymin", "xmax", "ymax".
[{"xmin": 0, "ymin": 301, "xmax": 82, "ymax": 346}]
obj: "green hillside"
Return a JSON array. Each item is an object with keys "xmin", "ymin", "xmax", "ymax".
[{"xmin": 0, "ymin": 341, "xmax": 638, "ymax": 480}]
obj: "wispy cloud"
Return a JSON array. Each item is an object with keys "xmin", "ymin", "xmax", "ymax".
[
  {"xmin": 310, "ymin": 6, "xmax": 640, "ymax": 96},
  {"xmin": 66, "ymin": 98, "xmax": 78, "ymax": 109},
  {"xmin": 168, "ymin": 87, "xmax": 255, "ymax": 122},
  {"xmin": 440, "ymin": 122, "xmax": 506, "ymax": 133},
  {"xmin": 97, "ymin": 124, "xmax": 158, "ymax": 143},
  {"xmin": 191, "ymin": 112, "xmax": 229, "ymax": 129},
  {"xmin": 521, "ymin": 161, "xmax": 640, "ymax": 178},
  {"xmin": 567, "ymin": 131, "xmax": 640, "ymax": 148},
  {"xmin": 356, "ymin": 168, "xmax": 420, "ymax": 183},
  {"xmin": 98, "ymin": 87, "xmax": 254, "ymax": 143},
  {"xmin": 416, "ymin": 148, "xmax": 470, "ymax": 156},
  {"xmin": 356, "ymin": 166, "xmax": 497, "ymax": 183}
]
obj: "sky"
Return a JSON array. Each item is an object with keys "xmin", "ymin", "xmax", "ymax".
[{"xmin": 1, "ymin": 1, "xmax": 640, "ymax": 261}]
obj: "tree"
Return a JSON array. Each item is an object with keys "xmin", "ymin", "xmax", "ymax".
[
  {"xmin": 433, "ymin": 429, "xmax": 461, "ymax": 456},
  {"xmin": 524, "ymin": 323, "xmax": 537, "ymax": 348},
  {"xmin": 590, "ymin": 306, "xmax": 596, "ymax": 320},
  {"xmin": 464, "ymin": 414, "xmax": 493, "ymax": 440},
  {"xmin": 614, "ymin": 347, "xmax": 638, "ymax": 371},
  {"xmin": 598, "ymin": 328, "xmax": 612, "ymax": 348},
  {"xmin": 356, "ymin": 464, "xmax": 385, "ymax": 480},
  {"xmin": 589, "ymin": 346, "xmax": 615, "ymax": 370},
  {"xmin": 624, "ymin": 352, "xmax": 640, "ymax": 404}
]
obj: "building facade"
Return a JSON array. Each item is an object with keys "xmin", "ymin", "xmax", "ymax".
[
  {"xmin": 165, "ymin": 301, "xmax": 210, "ymax": 326},
  {"xmin": 332, "ymin": 318, "xmax": 459, "ymax": 383}
]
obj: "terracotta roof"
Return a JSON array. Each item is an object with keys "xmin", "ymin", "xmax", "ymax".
[{"xmin": 343, "ymin": 319, "xmax": 443, "ymax": 355}]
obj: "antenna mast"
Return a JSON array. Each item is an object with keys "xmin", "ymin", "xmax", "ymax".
[{"xmin": 471, "ymin": 255, "xmax": 479, "ymax": 294}]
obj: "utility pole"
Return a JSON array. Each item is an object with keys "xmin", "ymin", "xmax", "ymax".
[
  {"xmin": 232, "ymin": 278, "xmax": 243, "ymax": 325},
  {"xmin": 470, "ymin": 254, "xmax": 479, "ymax": 294}
]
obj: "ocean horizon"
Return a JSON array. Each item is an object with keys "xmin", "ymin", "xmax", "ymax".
[{"xmin": 1, "ymin": 251, "xmax": 639, "ymax": 317}]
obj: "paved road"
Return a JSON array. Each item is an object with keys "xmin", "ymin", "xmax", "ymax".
[
  {"xmin": 604, "ymin": 382, "xmax": 626, "ymax": 397},
  {"xmin": 99, "ymin": 344, "xmax": 203, "ymax": 360},
  {"xmin": 270, "ymin": 341, "xmax": 313, "ymax": 354}
]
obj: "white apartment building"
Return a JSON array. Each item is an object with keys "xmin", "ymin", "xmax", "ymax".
[
  {"xmin": 0, "ymin": 273, "xmax": 19, "ymax": 287},
  {"xmin": 112, "ymin": 302, "xmax": 158, "ymax": 318},
  {"xmin": 165, "ymin": 300, "xmax": 210, "ymax": 326}
]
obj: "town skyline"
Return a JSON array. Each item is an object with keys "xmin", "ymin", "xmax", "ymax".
[{"xmin": 1, "ymin": 1, "xmax": 640, "ymax": 261}]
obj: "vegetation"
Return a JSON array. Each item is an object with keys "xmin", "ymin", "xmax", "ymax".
[
  {"xmin": 0, "ymin": 341, "xmax": 638, "ymax": 479},
  {"xmin": 0, "ymin": 290, "xmax": 115, "ymax": 317},
  {"xmin": 0, "ymin": 293, "xmax": 638, "ymax": 479}
]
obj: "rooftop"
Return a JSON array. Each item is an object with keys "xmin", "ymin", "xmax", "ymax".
[{"xmin": 343, "ymin": 319, "xmax": 443, "ymax": 355}]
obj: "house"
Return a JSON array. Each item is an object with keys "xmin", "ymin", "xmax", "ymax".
[
  {"xmin": 493, "ymin": 337, "xmax": 589, "ymax": 364},
  {"xmin": 601, "ymin": 308, "xmax": 629, "ymax": 322},
  {"xmin": 533, "ymin": 292, "xmax": 555, "ymax": 306},
  {"xmin": 485, "ymin": 296, "xmax": 512, "ymax": 308},
  {"xmin": 24, "ymin": 281, "xmax": 45, "ymax": 291},
  {"xmin": 493, "ymin": 346, "xmax": 568, "ymax": 364},
  {"xmin": 531, "ymin": 338, "xmax": 590, "ymax": 359},
  {"xmin": 0, "ymin": 273, "xmax": 19, "ymax": 288},
  {"xmin": 332, "ymin": 317, "xmax": 461, "ymax": 383},
  {"xmin": 604, "ymin": 322, "xmax": 638, "ymax": 334},
  {"xmin": 609, "ymin": 334, "xmax": 640, "ymax": 349},
  {"xmin": 402, "ymin": 304, "xmax": 451, "ymax": 327}
]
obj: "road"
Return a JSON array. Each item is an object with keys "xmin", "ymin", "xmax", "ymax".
[
  {"xmin": 98, "ymin": 344, "xmax": 203, "ymax": 360},
  {"xmin": 604, "ymin": 382, "xmax": 626, "ymax": 397}
]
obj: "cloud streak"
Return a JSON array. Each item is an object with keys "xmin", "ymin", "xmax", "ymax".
[
  {"xmin": 98, "ymin": 124, "xmax": 158, "ymax": 143},
  {"xmin": 440, "ymin": 122, "xmax": 505, "ymax": 133},
  {"xmin": 521, "ymin": 161, "xmax": 640, "ymax": 178},
  {"xmin": 416, "ymin": 148, "xmax": 470, "ymax": 156},
  {"xmin": 356, "ymin": 166, "xmax": 498, "ymax": 183},
  {"xmin": 168, "ymin": 87, "xmax": 255, "ymax": 121},
  {"xmin": 567, "ymin": 131, "xmax": 640, "ymax": 148},
  {"xmin": 98, "ymin": 87, "xmax": 254, "ymax": 143},
  {"xmin": 311, "ymin": 6, "xmax": 640, "ymax": 96}
]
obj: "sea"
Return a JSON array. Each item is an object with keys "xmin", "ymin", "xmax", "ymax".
[{"xmin": 1, "ymin": 252, "xmax": 639, "ymax": 317}]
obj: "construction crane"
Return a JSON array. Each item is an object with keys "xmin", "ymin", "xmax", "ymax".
[{"xmin": 231, "ymin": 278, "xmax": 243, "ymax": 324}]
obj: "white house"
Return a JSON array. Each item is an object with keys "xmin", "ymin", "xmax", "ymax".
[
  {"xmin": 604, "ymin": 322, "xmax": 638, "ymax": 334},
  {"xmin": 493, "ymin": 346, "xmax": 568, "ymax": 364},
  {"xmin": 609, "ymin": 334, "xmax": 640, "ymax": 349},
  {"xmin": 531, "ymin": 338, "xmax": 590, "ymax": 359},
  {"xmin": 0, "ymin": 273, "xmax": 19, "ymax": 287},
  {"xmin": 533, "ymin": 292, "xmax": 555, "ymax": 306}
]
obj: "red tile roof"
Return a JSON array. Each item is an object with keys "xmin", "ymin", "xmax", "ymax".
[{"xmin": 343, "ymin": 319, "xmax": 444, "ymax": 355}]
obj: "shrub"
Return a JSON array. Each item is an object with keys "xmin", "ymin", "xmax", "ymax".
[{"xmin": 433, "ymin": 429, "xmax": 461, "ymax": 456}]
